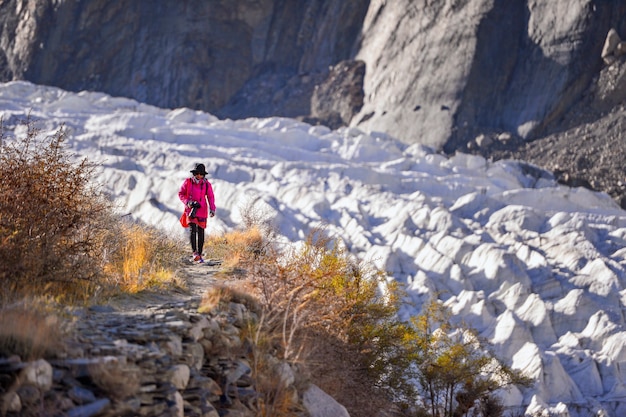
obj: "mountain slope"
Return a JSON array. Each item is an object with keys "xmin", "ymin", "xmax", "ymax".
[
  {"xmin": 1, "ymin": 0, "xmax": 623, "ymax": 149},
  {"xmin": 483, "ymin": 57, "xmax": 626, "ymax": 209}
]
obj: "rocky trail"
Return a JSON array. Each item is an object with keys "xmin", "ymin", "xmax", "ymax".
[
  {"xmin": 108, "ymin": 260, "xmax": 224, "ymax": 312},
  {"xmin": 0, "ymin": 260, "xmax": 329, "ymax": 417}
]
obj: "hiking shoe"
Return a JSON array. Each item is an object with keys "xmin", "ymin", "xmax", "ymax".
[
  {"xmin": 197, "ymin": 256, "xmax": 205, "ymax": 264},
  {"xmin": 193, "ymin": 252, "xmax": 201, "ymax": 262}
]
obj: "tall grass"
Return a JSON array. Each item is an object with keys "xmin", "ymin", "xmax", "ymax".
[
  {"xmin": 103, "ymin": 222, "xmax": 186, "ymax": 293},
  {"xmin": 204, "ymin": 226, "xmax": 265, "ymax": 269},
  {"xmin": 0, "ymin": 302, "xmax": 64, "ymax": 360}
]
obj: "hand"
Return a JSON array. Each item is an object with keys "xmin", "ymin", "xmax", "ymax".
[{"xmin": 210, "ymin": 210, "xmax": 215, "ymax": 218}]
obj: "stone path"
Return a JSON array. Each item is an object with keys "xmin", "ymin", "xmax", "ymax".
[
  {"xmin": 108, "ymin": 259, "xmax": 223, "ymax": 313},
  {"xmin": 181, "ymin": 260, "xmax": 223, "ymax": 298},
  {"xmin": 1, "ymin": 260, "xmax": 261, "ymax": 417},
  {"xmin": 1, "ymin": 260, "xmax": 351, "ymax": 417}
]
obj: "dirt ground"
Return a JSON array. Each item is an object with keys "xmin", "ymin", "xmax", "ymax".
[{"xmin": 469, "ymin": 103, "xmax": 626, "ymax": 210}]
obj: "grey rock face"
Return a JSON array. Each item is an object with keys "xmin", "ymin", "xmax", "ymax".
[
  {"xmin": 0, "ymin": 0, "xmax": 369, "ymax": 120},
  {"xmin": 3, "ymin": 0, "xmax": 278, "ymax": 111},
  {"xmin": 480, "ymin": 32, "xmax": 626, "ymax": 209},
  {"xmin": 1, "ymin": 0, "xmax": 625, "ymax": 158},
  {"xmin": 308, "ymin": 60, "xmax": 365, "ymax": 130},
  {"xmin": 353, "ymin": 0, "xmax": 623, "ymax": 150}
]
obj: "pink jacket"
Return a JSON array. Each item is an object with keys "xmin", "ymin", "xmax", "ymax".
[{"xmin": 178, "ymin": 177, "xmax": 216, "ymax": 219}]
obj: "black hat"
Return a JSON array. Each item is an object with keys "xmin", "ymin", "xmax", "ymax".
[{"xmin": 191, "ymin": 163, "xmax": 208, "ymax": 175}]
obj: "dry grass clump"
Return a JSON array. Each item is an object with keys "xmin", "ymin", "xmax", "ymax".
[
  {"xmin": 205, "ymin": 226, "xmax": 265, "ymax": 269},
  {"xmin": 0, "ymin": 301, "xmax": 65, "ymax": 360},
  {"xmin": 102, "ymin": 221, "xmax": 187, "ymax": 294},
  {"xmin": 199, "ymin": 282, "xmax": 261, "ymax": 315},
  {"xmin": 204, "ymin": 200, "xmax": 275, "ymax": 271}
]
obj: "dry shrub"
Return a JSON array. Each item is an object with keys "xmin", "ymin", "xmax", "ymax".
[
  {"xmin": 0, "ymin": 301, "xmax": 65, "ymax": 360},
  {"xmin": 227, "ymin": 222, "xmax": 405, "ymax": 415},
  {"xmin": 198, "ymin": 282, "xmax": 261, "ymax": 315},
  {"xmin": 198, "ymin": 249, "xmax": 305, "ymax": 417},
  {"xmin": 102, "ymin": 220, "xmax": 186, "ymax": 293},
  {"xmin": 238, "ymin": 199, "xmax": 276, "ymax": 241},
  {"xmin": 205, "ymin": 226, "xmax": 265, "ymax": 269},
  {"xmin": 0, "ymin": 119, "xmax": 186, "ymax": 303},
  {"xmin": 238, "ymin": 305, "xmax": 307, "ymax": 417},
  {"xmin": 0, "ymin": 120, "xmax": 112, "ymax": 302},
  {"xmin": 246, "ymin": 227, "xmax": 399, "ymax": 354},
  {"xmin": 304, "ymin": 328, "xmax": 403, "ymax": 416},
  {"xmin": 197, "ymin": 200, "xmax": 405, "ymax": 415},
  {"xmin": 198, "ymin": 281, "xmax": 302, "ymax": 417},
  {"xmin": 252, "ymin": 351, "xmax": 304, "ymax": 417}
]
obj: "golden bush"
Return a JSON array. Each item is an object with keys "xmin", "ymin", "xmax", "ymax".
[{"xmin": 0, "ymin": 121, "xmax": 112, "ymax": 301}]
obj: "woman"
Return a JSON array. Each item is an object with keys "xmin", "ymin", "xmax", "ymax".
[{"xmin": 178, "ymin": 163, "xmax": 216, "ymax": 263}]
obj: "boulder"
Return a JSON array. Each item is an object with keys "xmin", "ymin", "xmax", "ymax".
[
  {"xmin": 302, "ymin": 384, "xmax": 350, "ymax": 417},
  {"xmin": 309, "ymin": 60, "xmax": 365, "ymax": 130}
]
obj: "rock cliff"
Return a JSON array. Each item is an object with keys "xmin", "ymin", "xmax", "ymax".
[
  {"xmin": 0, "ymin": 0, "xmax": 368, "ymax": 119},
  {"xmin": 353, "ymin": 0, "xmax": 625, "ymax": 149}
]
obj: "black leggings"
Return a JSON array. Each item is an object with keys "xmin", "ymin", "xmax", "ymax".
[{"xmin": 189, "ymin": 223, "xmax": 205, "ymax": 254}]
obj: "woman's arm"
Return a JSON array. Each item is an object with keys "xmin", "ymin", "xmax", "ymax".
[
  {"xmin": 206, "ymin": 182, "xmax": 216, "ymax": 214},
  {"xmin": 178, "ymin": 178, "xmax": 190, "ymax": 205}
]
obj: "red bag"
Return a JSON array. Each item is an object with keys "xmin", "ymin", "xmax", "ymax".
[{"xmin": 179, "ymin": 212, "xmax": 189, "ymax": 228}]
